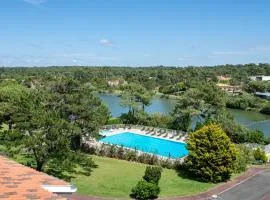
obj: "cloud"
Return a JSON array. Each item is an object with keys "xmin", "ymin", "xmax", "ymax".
[
  {"xmin": 0, "ymin": 52, "xmax": 117, "ymax": 67},
  {"xmin": 212, "ymin": 45, "xmax": 270, "ymax": 57},
  {"xmin": 54, "ymin": 52, "xmax": 117, "ymax": 61},
  {"xmin": 212, "ymin": 51, "xmax": 247, "ymax": 56},
  {"xmin": 23, "ymin": 0, "xmax": 47, "ymax": 5},
  {"xmin": 27, "ymin": 42, "xmax": 42, "ymax": 49},
  {"xmin": 99, "ymin": 39, "xmax": 113, "ymax": 46},
  {"xmin": 178, "ymin": 57, "xmax": 184, "ymax": 61},
  {"xmin": 143, "ymin": 54, "xmax": 151, "ymax": 57},
  {"xmin": 249, "ymin": 46, "xmax": 270, "ymax": 52}
]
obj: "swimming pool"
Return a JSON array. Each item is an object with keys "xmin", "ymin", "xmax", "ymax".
[{"xmin": 100, "ymin": 132, "xmax": 188, "ymax": 158}]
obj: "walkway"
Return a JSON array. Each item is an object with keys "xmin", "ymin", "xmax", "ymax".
[{"xmin": 220, "ymin": 170, "xmax": 270, "ymax": 200}]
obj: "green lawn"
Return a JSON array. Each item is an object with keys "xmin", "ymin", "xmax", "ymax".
[{"xmin": 72, "ymin": 156, "xmax": 214, "ymax": 198}]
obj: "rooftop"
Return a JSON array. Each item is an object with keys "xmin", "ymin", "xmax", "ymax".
[
  {"xmin": 0, "ymin": 156, "xmax": 76, "ymax": 200},
  {"xmin": 255, "ymin": 92, "xmax": 270, "ymax": 97}
]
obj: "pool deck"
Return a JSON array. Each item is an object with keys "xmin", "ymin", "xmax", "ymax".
[{"xmin": 100, "ymin": 128, "xmax": 187, "ymax": 143}]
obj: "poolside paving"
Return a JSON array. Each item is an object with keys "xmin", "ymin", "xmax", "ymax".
[{"xmin": 71, "ymin": 165, "xmax": 270, "ymax": 200}]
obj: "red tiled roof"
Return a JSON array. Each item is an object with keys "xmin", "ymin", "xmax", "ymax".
[{"xmin": 0, "ymin": 156, "xmax": 71, "ymax": 200}]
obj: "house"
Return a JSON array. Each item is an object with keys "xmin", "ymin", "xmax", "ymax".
[
  {"xmin": 216, "ymin": 83, "xmax": 242, "ymax": 94},
  {"xmin": 250, "ymin": 76, "xmax": 270, "ymax": 81},
  {"xmin": 265, "ymin": 144, "xmax": 270, "ymax": 162},
  {"xmin": 217, "ymin": 75, "xmax": 231, "ymax": 82},
  {"xmin": 108, "ymin": 80, "xmax": 120, "ymax": 87},
  {"xmin": 0, "ymin": 155, "xmax": 77, "ymax": 199},
  {"xmin": 255, "ymin": 92, "xmax": 270, "ymax": 100},
  {"xmin": 107, "ymin": 79, "xmax": 127, "ymax": 87}
]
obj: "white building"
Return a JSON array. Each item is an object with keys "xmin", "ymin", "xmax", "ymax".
[
  {"xmin": 250, "ymin": 75, "xmax": 270, "ymax": 81},
  {"xmin": 265, "ymin": 144, "xmax": 270, "ymax": 162}
]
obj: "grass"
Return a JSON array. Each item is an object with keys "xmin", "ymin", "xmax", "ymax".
[{"xmin": 71, "ymin": 155, "xmax": 214, "ymax": 198}]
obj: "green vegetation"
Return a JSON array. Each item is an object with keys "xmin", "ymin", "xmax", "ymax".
[
  {"xmin": 253, "ymin": 148, "xmax": 267, "ymax": 164},
  {"xmin": 0, "ymin": 65, "xmax": 269, "ymax": 198},
  {"xmin": 131, "ymin": 166, "xmax": 162, "ymax": 199},
  {"xmin": 81, "ymin": 142, "xmax": 175, "ymax": 168},
  {"xmin": 72, "ymin": 156, "xmax": 214, "ymax": 198},
  {"xmin": 182, "ymin": 124, "xmax": 237, "ymax": 182},
  {"xmin": 131, "ymin": 180, "xmax": 160, "ymax": 200},
  {"xmin": 233, "ymin": 145, "xmax": 254, "ymax": 173},
  {"xmin": 0, "ymin": 79, "xmax": 109, "ymax": 179},
  {"xmin": 143, "ymin": 166, "xmax": 162, "ymax": 184}
]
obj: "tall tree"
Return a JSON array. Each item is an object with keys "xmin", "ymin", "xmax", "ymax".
[
  {"xmin": 0, "ymin": 81, "xmax": 29, "ymax": 130},
  {"xmin": 120, "ymin": 83, "xmax": 152, "ymax": 114},
  {"xmin": 171, "ymin": 84, "xmax": 226, "ymax": 131}
]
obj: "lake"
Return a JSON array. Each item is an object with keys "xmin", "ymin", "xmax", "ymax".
[{"xmin": 98, "ymin": 93, "xmax": 270, "ymax": 136}]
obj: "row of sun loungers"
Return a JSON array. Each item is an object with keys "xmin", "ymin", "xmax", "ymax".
[
  {"xmin": 103, "ymin": 125, "xmax": 187, "ymax": 141},
  {"xmin": 140, "ymin": 127, "xmax": 186, "ymax": 141}
]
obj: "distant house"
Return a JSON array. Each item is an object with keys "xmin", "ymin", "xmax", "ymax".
[
  {"xmin": 108, "ymin": 80, "xmax": 120, "ymax": 87},
  {"xmin": 216, "ymin": 83, "xmax": 242, "ymax": 94},
  {"xmin": 255, "ymin": 92, "xmax": 270, "ymax": 100},
  {"xmin": 107, "ymin": 79, "xmax": 127, "ymax": 87},
  {"xmin": 0, "ymin": 156, "xmax": 77, "ymax": 199},
  {"xmin": 250, "ymin": 75, "xmax": 270, "ymax": 81},
  {"xmin": 217, "ymin": 75, "xmax": 231, "ymax": 82},
  {"xmin": 265, "ymin": 144, "xmax": 270, "ymax": 162}
]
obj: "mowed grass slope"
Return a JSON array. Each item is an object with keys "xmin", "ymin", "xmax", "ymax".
[{"xmin": 72, "ymin": 156, "xmax": 214, "ymax": 198}]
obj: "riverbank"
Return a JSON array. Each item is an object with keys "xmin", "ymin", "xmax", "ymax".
[
  {"xmin": 97, "ymin": 93, "xmax": 270, "ymax": 136},
  {"xmin": 97, "ymin": 90, "xmax": 182, "ymax": 100}
]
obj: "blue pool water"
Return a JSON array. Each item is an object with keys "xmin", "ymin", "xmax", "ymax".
[{"xmin": 100, "ymin": 132, "xmax": 188, "ymax": 158}]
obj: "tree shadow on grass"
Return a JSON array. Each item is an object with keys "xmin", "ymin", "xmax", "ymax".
[
  {"xmin": 46, "ymin": 156, "xmax": 99, "ymax": 182},
  {"xmin": 174, "ymin": 164, "xmax": 205, "ymax": 183},
  {"xmin": 46, "ymin": 163, "xmax": 99, "ymax": 182}
]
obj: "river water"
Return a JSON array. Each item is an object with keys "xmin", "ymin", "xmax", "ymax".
[{"xmin": 98, "ymin": 94, "xmax": 270, "ymax": 136}]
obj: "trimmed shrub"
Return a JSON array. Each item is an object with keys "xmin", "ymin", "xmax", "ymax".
[
  {"xmin": 143, "ymin": 166, "xmax": 162, "ymax": 184},
  {"xmin": 130, "ymin": 180, "xmax": 160, "ymax": 200}
]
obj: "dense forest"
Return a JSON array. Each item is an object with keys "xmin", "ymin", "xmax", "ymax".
[{"xmin": 1, "ymin": 63, "xmax": 269, "ymax": 113}]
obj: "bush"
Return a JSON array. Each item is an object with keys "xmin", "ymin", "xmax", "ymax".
[
  {"xmin": 107, "ymin": 117, "xmax": 122, "ymax": 125},
  {"xmin": 253, "ymin": 148, "xmax": 267, "ymax": 164},
  {"xmin": 247, "ymin": 130, "xmax": 265, "ymax": 144},
  {"xmin": 233, "ymin": 145, "xmax": 252, "ymax": 173},
  {"xmin": 143, "ymin": 166, "xmax": 162, "ymax": 184},
  {"xmin": 130, "ymin": 180, "xmax": 160, "ymax": 200},
  {"xmin": 260, "ymin": 104, "xmax": 270, "ymax": 115},
  {"xmin": 107, "ymin": 145, "xmax": 117, "ymax": 158},
  {"xmin": 116, "ymin": 146, "xmax": 125, "ymax": 159},
  {"xmin": 182, "ymin": 124, "xmax": 237, "ymax": 182},
  {"xmin": 125, "ymin": 150, "xmax": 137, "ymax": 161}
]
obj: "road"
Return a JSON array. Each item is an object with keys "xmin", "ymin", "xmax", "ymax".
[{"xmin": 220, "ymin": 170, "xmax": 270, "ymax": 200}]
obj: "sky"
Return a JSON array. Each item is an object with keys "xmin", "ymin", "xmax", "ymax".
[{"xmin": 1, "ymin": 0, "xmax": 270, "ymax": 67}]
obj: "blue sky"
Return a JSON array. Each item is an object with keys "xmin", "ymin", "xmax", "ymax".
[{"xmin": 1, "ymin": 0, "xmax": 270, "ymax": 67}]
